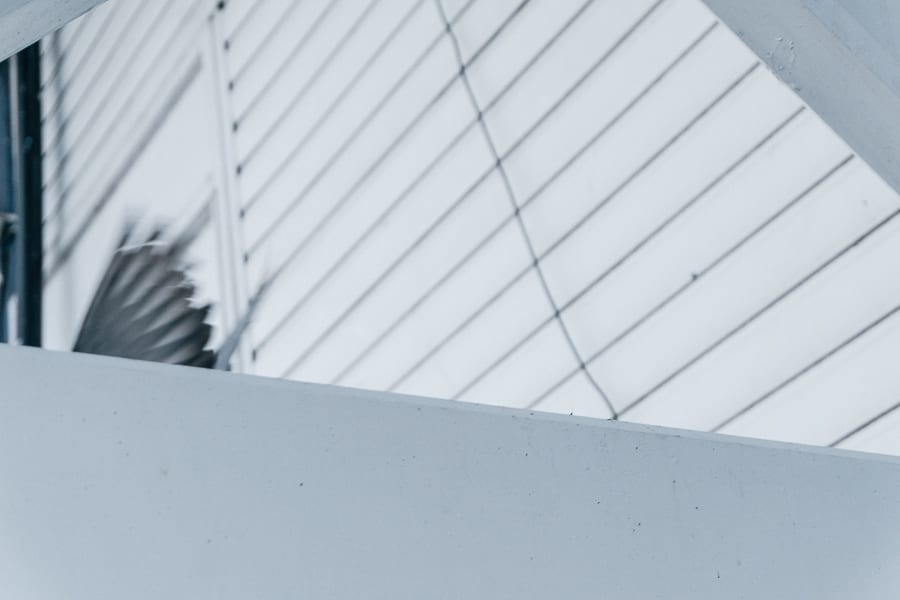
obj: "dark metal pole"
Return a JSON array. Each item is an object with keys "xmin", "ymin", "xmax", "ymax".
[
  {"xmin": 9, "ymin": 43, "xmax": 43, "ymax": 347},
  {"xmin": 0, "ymin": 60, "xmax": 14, "ymax": 343}
]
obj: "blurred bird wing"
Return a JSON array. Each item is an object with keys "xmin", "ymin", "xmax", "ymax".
[{"xmin": 73, "ymin": 237, "xmax": 214, "ymax": 368}]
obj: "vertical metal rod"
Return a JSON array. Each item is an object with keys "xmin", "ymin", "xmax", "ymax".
[
  {"xmin": 0, "ymin": 60, "xmax": 14, "ymax": 343},
  {"xmin": 9, "ymin": 43, "xmax": 43, "ymax": 347}
]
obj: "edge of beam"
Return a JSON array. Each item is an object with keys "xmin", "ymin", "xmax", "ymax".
[{"xmin": 702, "ymin": 0, "xmax": 900, "ymax": 196}]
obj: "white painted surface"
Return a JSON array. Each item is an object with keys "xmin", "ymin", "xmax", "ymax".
[
  {"xmin": 0, "ymin": 0, "xmax": 106, "ymax": 59},
  {"xmin": 1, "ymin": 344, "xmax": 900, "ymax": 598}
]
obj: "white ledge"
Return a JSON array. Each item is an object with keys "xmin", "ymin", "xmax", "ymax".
[{"xmin": 1, "ymin": 345, "xmax": 899, "ymax": 598}]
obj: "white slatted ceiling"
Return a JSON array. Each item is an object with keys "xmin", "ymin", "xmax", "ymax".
[
  {"xmin": 240, "ymin": 6, "xmax": 451, "ymax": 277},
  {"xmin": 619, "ymin": 160, "xmax": 894, "ymax": 416},
  {"xmin": 222, "ymin": 0, "xmax": 900, "ymax": 449},
  {"xmin": 839, "ymin": 405, "xmax": 900, "ymax": 455},
  {"xmin": 38, "ymin": 0, "xmax": 900, "ymax": 455}
]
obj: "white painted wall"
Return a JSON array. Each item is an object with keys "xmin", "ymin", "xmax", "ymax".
[
  {"xmin": 2, "ymin": 344, "xmax": 900, "ymax": 598},
  {"xmin": 37, "ymin": 0, "xmax": 900, "ymax": 452}
]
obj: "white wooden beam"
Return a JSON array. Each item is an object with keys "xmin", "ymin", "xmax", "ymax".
[
  {"xmin": 702, "ymin": 0, "xmax": 900, "ymax": 195},
  {"xmin": 1, "ymin": 345, "xmax": 900, "ymax": 597},
  {"xmin": 0, "ymin": 0, "xmax": 107, "ymax": 59}
]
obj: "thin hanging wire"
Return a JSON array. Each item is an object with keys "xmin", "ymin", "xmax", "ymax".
[{"xmin": 434, "ymin": 0, "xmax": 617, "ymax": 417}]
